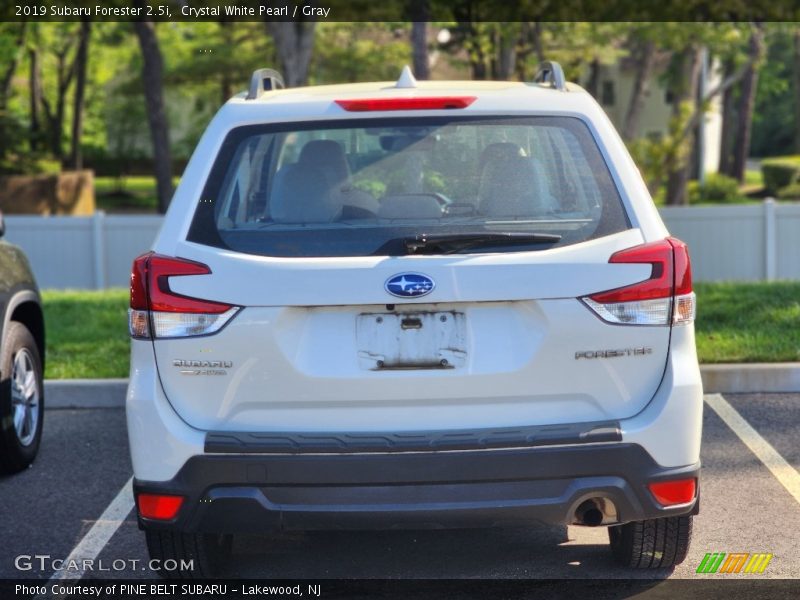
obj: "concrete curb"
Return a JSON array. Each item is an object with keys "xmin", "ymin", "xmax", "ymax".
[
  {"xmin": 700, "ymin": 363, "xmax": 800, "ymax": 394},
  {"xmin": 41, "ymin": 363, "xmax": 800, "ymax": 409}
]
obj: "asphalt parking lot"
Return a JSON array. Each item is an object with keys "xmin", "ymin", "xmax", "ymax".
[{"xmin": 1, "ymin": 387, "xmax": 799, "ymax": 592}]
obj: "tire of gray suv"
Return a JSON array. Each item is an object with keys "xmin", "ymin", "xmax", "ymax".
[
  {"xmin": 608, "ymin": 515, "xmax": 693, "ymax": 568},
  {"xmin": 0, "ymin": 322, "xmax": 44, "ymax": 474},
  {"xmin": 145, "ymin": 530, "xmax": 232, "ymax": 579}
]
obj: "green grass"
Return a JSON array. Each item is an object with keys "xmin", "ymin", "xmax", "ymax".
[
  {"xmin": 39, "ymin": 283, "xmax": 800, "ymax": 379},
  {"xmin": 43, "ymin": 289, "xmax": 130, "ymax": 379},
  {"xmin": 94, "ymin": 176, "xmax": 179, "ymax": 213},
  {"xmin": 695, "ymin": 281, "xmax": 800, "ymax": 363}
]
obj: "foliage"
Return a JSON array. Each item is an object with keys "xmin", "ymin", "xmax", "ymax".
[
  {"xmin": 0, "ymin": 20, "xmax": 797, "ymax": 208},
  {"xmin": 687, "ymin": 174, "xmax": 747, "ymax": 204},
  {"xmin": 311, "ymin": 23, "xmax": 411, "ymax": 84},
  {"xmin": 751, "ymin": 25, "xmax": 797, "ymax": 158},
  {"xmin": 776, "ymin": 182, "xmax": 800, "ymax": 199},
  {"xmin": 761, "ymin": 155, "xmax": 800, "ymax": 194},
  {"xmin": 627, "ymin": 99, "xmax": 694, "ymax": 195}
]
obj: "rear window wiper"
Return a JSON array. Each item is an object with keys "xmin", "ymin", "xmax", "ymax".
[{"xmin": 404, "ymin": 232, "xmax": 562, "ymax": 254}]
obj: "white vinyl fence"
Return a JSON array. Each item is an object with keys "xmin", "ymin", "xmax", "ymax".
[
  {"xmin": 4, "ymin": 213, "xmax": 163, "ymax": 289},
  {"xmin": 4, "ymin": 200, "xmax": 799, "ymax": 290}
]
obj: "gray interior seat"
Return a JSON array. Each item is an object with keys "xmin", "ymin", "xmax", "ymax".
[
  {"xmin": 270, "ymin": 163, "xmax": 343, "ymax": 223},
  {"xmin": 297, "ymin": 140, "xmax": 379, "ymax": 215},
  {"xmin": 478, "ymin": 155, "xmax": 558, "ymax": 217}
]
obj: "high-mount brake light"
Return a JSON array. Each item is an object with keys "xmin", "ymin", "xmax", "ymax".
[
  {"xmin": 335, "ymin": 96, "xmax": 477, "ymax": 112},
  {"xmin": 128, "ymin": 253, "xmax": 239, "ymax": 339},
  {"xmin": 581, "ymin": 237, "xmax": 695, "ymax": 326}
]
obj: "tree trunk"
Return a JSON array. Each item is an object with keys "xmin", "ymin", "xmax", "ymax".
[
  {"xmin": 67, "ymin": 19, "xmax": 90, "ymax": 170},
  {"xmin": 585, "ymin": 58, "xmax": 600, "ymax": 99},
  {"xmin": 665, "ymin": 46, "xmax": 702, "ymax": 206},
  {"xmin": 718, "ymin": 59, "xmax": 738, "ymax": 176},
  {"xmin": 622, "ymin": 39, "xmax": 657, "ymax": 141},
  {"xmin": 265, "ymin": 22, "xmax": 316, "ymax": 87},
  {"xmin": 731, "ymin": 26, "xmax": 764, "ymax": 183},
  {"xmin": 133, "ymin": 19, "xmax": 174, "ymax": 213},
  {"xmin": 29, "ymin": 49, "xmax": 42, "ymax": 151},
  {"xmin": 50, "ymin": 52, "xmax": 67, "ymax": 160},
  {"xmin": 494, "ymin": 28, "xmax": 517, "ymax": 80},
  {"xmin": 0, "ymin": 23, "xmax": 26, "ymax": 110},
  {"xmin": 0, "ymin": 23, "xmax": 26, "ymax": 161},
  {"xmin": 411, "ymin": 21, "xmax": 430, "ymax": 80},
  {"xmin": 220, "ymin": 21, "xmax": 233, "ymax": 104},
  {"xmin": 794, "ymin": 29, "xmax": 800, "ymax": 153}
]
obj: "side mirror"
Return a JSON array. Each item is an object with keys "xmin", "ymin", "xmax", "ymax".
[{"xmin": 0, "ymin": 210, "xmax": 5, "ymax": 238}]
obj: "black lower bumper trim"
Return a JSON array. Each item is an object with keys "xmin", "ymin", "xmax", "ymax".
[{"xmin": 135, "ymin": 443, "xmax": 699, "ymax": 534}]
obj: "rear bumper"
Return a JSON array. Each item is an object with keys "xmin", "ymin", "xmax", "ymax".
[{"xmin": 134, "ymin": 443, "xmax": 699, "ymax": 534}]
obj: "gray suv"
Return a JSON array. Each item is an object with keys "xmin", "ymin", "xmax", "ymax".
[{"xmin": 0, "ymin": 212, "xmax": 45, "ymax": 474}]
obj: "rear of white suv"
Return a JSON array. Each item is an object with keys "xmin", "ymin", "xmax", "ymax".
[{"xmin": 127, "ymin": 65, "xmax": 702, "ymax": 578}]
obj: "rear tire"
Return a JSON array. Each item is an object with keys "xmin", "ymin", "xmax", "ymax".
[
  {"xmin": 0, "ymin": 322, "xmax": 44, "ymax": 475},
  {"xmin": 145, "ymin": 530, "xmax": 232, "ymax": 579},
  {"xmin": 608, "ymin": 515, "xmax": 693, "ymax": 568}
]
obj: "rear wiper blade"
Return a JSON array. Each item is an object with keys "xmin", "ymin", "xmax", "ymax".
[{"xmin": 404, "ymin": 232, "xmax": 562, "ymax": 254}]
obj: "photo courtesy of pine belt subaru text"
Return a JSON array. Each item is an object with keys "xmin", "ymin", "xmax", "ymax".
[{"xmin": 126, "ymin": 63, "xmax": 703, "ymax": 578}]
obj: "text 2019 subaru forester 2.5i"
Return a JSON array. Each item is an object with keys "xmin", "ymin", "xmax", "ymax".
[{"xmin": 127, "ymin": 63, "xmax": 702, "ymax": 577}]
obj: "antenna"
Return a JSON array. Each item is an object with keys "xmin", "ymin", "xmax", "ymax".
[{"xmin": 395, "ymin": 65, "xmax": 418, "ymax": 89}]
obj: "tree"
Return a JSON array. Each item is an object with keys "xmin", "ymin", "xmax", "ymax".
[
  {"xmin": 0, "ymin": 23, "xmax": 27, "ymax": 163},
  {"xmin": 795, "ymin": 29, "xmax": 800, "ymax": 153},
  {"xmin": 731, "ymin": 25, "xmax": 764, "ymax": 182},
  {"xmin": 664, "ymin": 44, "xmax": 703, "ymax": 206},
  {"xmin": 718, "ymin": 57, "xmax": 738, "ymax": 175},
  {"xmin": 0, "ymin": 23, "xmax": 26, "ymax": 110},
  {"xmin": 33, "ymin": 24, "xmax": 82, "ymax": 160},
  {"xmin": 67, "ymin": 19, "xmax": 90, "ymax": 170},
  {"xmin": 133, "ymin": 17, "xmax": 173, "ymax": 213},
  {"xmin": 265, "ymin": 22, "xmax": 316, "ymax": 87},
  {"xmin": 411, "ymin": 22, "xmax": 430, "ymax": 80},
  {"xmin": 622, "ymin": 37, "xmax": 658, "ymax": 141}
]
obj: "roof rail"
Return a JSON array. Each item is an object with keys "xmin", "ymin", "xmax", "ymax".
[
  {"xmin": 533, "ymin": 61, "xmax": 567, "ymax": 92},
  {"xmin": 246, "ymin": 68, "xmax": 285, "ymax": 100}
]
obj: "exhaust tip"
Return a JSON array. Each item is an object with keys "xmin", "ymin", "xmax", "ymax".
[{"xmin": 574, "ymin": 499, "xmax": 608, "ymax": 527}]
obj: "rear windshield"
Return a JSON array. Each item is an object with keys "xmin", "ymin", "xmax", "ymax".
[{"xmin": 188, "ymin": 116, "xmax": 629, "ymax": 257}]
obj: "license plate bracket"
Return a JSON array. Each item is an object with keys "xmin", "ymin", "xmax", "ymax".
[{"xmin": 356, "ymin": 311, "xmax": 467, "ymax": 370}]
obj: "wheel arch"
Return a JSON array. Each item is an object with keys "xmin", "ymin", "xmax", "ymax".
[{"xmin": 4, "ymin": 291, "xmax": 45, "ymax": 371}]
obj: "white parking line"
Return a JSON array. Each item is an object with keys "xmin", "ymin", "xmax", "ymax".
[
  {"xmin": 48, "ymin": 477, "xmax": 134, "ymax": 582},
  {"xmin": 705, "ymin": 393, "xmax": 800, "ymax": 506}
]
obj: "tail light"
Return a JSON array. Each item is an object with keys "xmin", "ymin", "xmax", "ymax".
[
  {"xmin": 581, "ymin": 238, "xmax": 695, "ymax": 326},
  {"xmin": 648, "ymin": 478, "xmax": 697, "ymax": 506},
  {"xmin": 129, "ymin": 252, "xmax": 239, "ymax": 339},
  {"xmin": 137, "ymin": 493, "xmax": 184, "ymax": 520}
]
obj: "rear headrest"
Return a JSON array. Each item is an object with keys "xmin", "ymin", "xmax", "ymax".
[
  {"xmin": 298, "ymin": 140, "xmax": 350, "ymax": 185},
  {"xmin": 479, "ymin": 143, "xmax": 524, "ymax": 174},
  {"xmin": 270, "ymin": 164, "xmax": 343, "ymax": 223},
  {"xmin": 478, "ymin": 155, "xmax": 549, "ymax": 217}
]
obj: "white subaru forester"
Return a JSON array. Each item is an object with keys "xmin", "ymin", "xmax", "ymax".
[{"xmin": 127, "ymin": 63, "xmax": 702, "ymax": 578}]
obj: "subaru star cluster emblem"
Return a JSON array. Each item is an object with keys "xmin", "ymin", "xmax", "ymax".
[{"xmin": 385, "ymin": 273, "xmax": 435, "ymax": 298}]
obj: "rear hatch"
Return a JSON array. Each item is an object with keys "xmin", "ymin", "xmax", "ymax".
[{"xmin": 132, "ymin": 113, "xmax": 686, "ymax": 432}]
